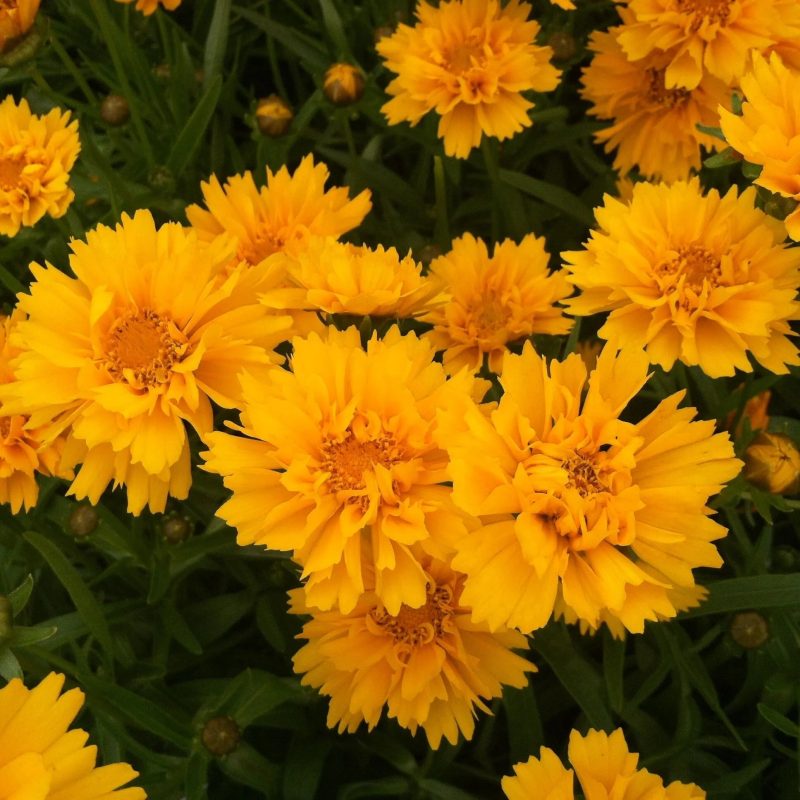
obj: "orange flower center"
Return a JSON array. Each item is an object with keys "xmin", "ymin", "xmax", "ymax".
[
  {"xmin": 563, "ymin": 453, "xmax": 607, "ymax": 496},
  {"xmin": 473, "ymin": 295, "xmax": 509, "ymax": 340},
  {"xmin": 321, "ymin": 431, "xmax": 401, "ymax": 495},
  {"xmin": 655, "ymin": 245, "xmax": 722, "ymax": 299},
  {"xmin": 105, "ymin": 310, "xmax": 184, "ymax": 387},
  {"xmin": 447, "ymin": 36, "xmax": 485, "ymax": 73},
  {"xmin": 645, "ymin": 68, "xmax": 691, "ymax": 108},
  {"xmin": 0, "ymin": 155, "xmax": 24, "ymax": 191},
  {"xmin": 675, "ymin": 0, "xmax": 732, "ymax": 26},
  {"xmin": 370, "ymin": 583, "xmax": 455, "ymax": 650}
]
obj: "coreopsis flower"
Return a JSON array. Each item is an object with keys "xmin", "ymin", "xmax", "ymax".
[
  {"xmin": 376, "ymin": 0, "xmax": 561, "ymax": 158},
  {"xmin": 0, "ymin": 95, "xmax": 79, "ymax": 237},
  {"xmin": 0, "ymin": 311, "xmax": 70, "ymax": 513},
  {"xmin": 616, "ymin": 0, "xmax": 800, "ymax": 89},
  {"xmin": 276, "ymin": 237, "xmax": 438, "ymax": 318},
  {"xmin": 114, "ymin": 0, "xmax": 181, "ymax": 14},
  {"xmin": 202, "ymin": 326, "xmax": 477, "ymax": 614},
  {"xmin": 563, "ymin": 179, "xmax": 800, "ymax": 378},
  {"xmin": 0, "ymin": 672, "xmax": 146, "ymax": 799},
  {"xmin": 0, "ymin": 210, "xmax": 291, "ymax": 514},
  {"xmin": 719, "ymin": 53, "xmax": 800, "ymax": 241},
  {"xmin": 291, "ymin": 557, "xmax": 534, "ymax": 748},
  {"xmin": 444, "ymin": 344, "xmax": 740, "ymax": 635},
  {"xmin": 0, "ymin": 0, "xmax": 39, "ymax": 51},
  {"xmin": 186, "ymin": 155, "xmax": 372, "ymax": 267},
  {"xmin": 744, "ymin": 432, "xmax": 800, "ymax": 494},
  {"xmin": 581, "ymin": 27, "xmax": 730, "ymax": 181},
  {"xmin": 421, "ymin": 233, "xmax": 572, "ymax": 375},
  {"xmin": 323, "ymin": 63, "xmax": 366, "ymax": 106},
  {"xmin": 502, "ymin": 728, "xmax": 705, "ymax": 799}
]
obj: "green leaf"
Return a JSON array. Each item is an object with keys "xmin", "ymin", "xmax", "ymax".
[
  {"xmin": 166, "ymin": 75, "xmax": 223, "ymax": 177},
  {"xmin": 533, "ymin": 624, "xmax": 614, "ymax": 729},
  {"xmin": 319, "ymin": 0, "xmax": 349, "ymax": 58},
  {"xmin": 418, "ymin": 779, "xmax": 481, "ymax": 800},
  {"xmin": 282, "ymin": 735, "xmax": 331, "ymax": 800},
  {"xmin": 236, "ymin": 9, "xmax": 328, "ymax": 70},
  {"xmin": 218, "ymin": 742, "xmax": 281, "ymax": 796},
  {"xmin": 681, "ymin": 575, "xmax": 800, "ymax": 618},
  {"xmin": 338, "ymin": 777, "xmax": 410, "ymax": 799},
  {"xmin": 203, "ymin": 0, "xmax": 231, "ymax": 84},
  {"xmin": 210, "ymin": 669, "xmax": 305, "ymax": 728},
  {"xmin": 705, "ymin": 758, "xmax": 771, "ymax": 795},
  {"xmin": 503, "ymin": 681, "xmax": 543, "ymax": 764},
  {"xmin": 8, "ymin": 574, "xmax": 34, "ymax": 616},
  {"xmin": 10, "ymin": 625, "xmax": 57, "ymax": 647},
  {"xmin": 498, "ymin": 169, "xmax": 595, "ymax": 227},
  {"xmin": 741, "ymin": 161, "xmax": 763, "ymax": 179},
  {"xmin": 184, "ymin": 750, "xmax": 210, "ymax": 800},
  {"xmin": 23, "ymin": 530, "xmax": 115, "ymax": 660},
  {"xmin": 696, "ymin": 123, "xmax": 726, "ymax": 141},
  {"xmin": 603, "ymin": 634, "xmax": 626, "ymax": 713},
  {"xmin": 758, "ymin": 703, "xmax": 799, "ymax": 737},
  {"xmin": 703, "ymin": 147, "xmax": 741, "ymax": 169},
  {"xmin": 0, "ymin": 648, "xmax": 22, "ymax": 681}
]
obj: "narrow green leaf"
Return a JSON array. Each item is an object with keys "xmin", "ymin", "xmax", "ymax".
[
  {"xmin": 705, "ymin": 758, "xmax": 771, "ymax": 795},
  {"xmin": 203, "ymin": 0, "xmax": 231, "ymax": 84},
  {"xmin": 741, "ymin": 161, "xmax": 763, "ymax": 179},
  {"xmin": 603, "ymin": 634, "xmax": 626, "ymax": 713},
  {"xmin": 282, "ymin": 736, "xmax": 331, "ymax": 800},
  {"xmin": 211, "ymin": 668, "xmax": 304, "ymax": 728},
  {"xmin": 681, "ymin": 575, "xmax": 800, "ymax": 618},
  {"xmin": 319, "ymin": 0, "xmax": 349, "ymax": 57},
  {"xmin": 23, "ymin": 531, "xmax": 114, "ymax": 659},
  {"xmin": 166, "ymin": 75, "xmax": 223, "ymax": 177},
  {"xmin": 184, "ymin": 750, "xmax": 210, "ymax": 800},
  {"xmin": 533, "ymin": 625, "xmax": 614, "ymax": 729},
  {"xmin": 503, "ymin": 681, "xmax": 543, "ymax": 764},
  {"xmin": 0, "ymin": 261, "xmax": 24, "ymax": 295},
  {"xmin": 236, "ymin": 9, "xmax": 328, "ymax": 70},
  {"xmin": 696, "ymin": 122, "xmax": 726, "ymax": 142},
  {"xmin": 703, "ymin": 147, "xmax": 741, "ymax": 169},
  {"xmin": 8, "ymin": 574, "xmax": 34, "ymax": 616},
  {"xmin": 498, "ymin": 168, "xmax": 595, "ymax": 227},
  {"xmin": 0, "ymin": 648, "xmax": 22, "ymax": 681},
  {"xmin": 10, "ymin": 625, "xmax": 57, "ymax": 647},
  {"xmin": 758, "ymin": 703, "xmax": 799, "ymax": 737}
]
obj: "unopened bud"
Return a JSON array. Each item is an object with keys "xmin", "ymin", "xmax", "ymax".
[
  {"xmin": 773, "ymin": 545, "xmax": 800, "ymax": 572},
  {"xmin": 148, "ymin": 165, "xmax": 175, "ymax": 194},
  {"xmin": 730, "ymin": 611, "xmax": 769, "ymax": 649},
  {"xmin": 100, "ymin": 94, "xmax": 130, "ymax": 126},
  {"xmin": 68, "ymin": 504, "xmax": 99, "ymax": 538},
  {"xmin": 744, "ymin": 432, "xmax": 800, "ymax": 495},
  {"xmin": 255, "ymin": 95, "xmax": 293, "ymax": 138},
  {"xmin": 547, "ymin": 31, "xmax": 577, "ymax": 62},
  {"xmin": 161, "ymin": 513, "xmax": 193, "ymax": 544},
  {"xmin": 323, "ymin": 63, "xmax": 365, "ymax": 106},
  {"xmin": 201, "ymin": 716, "xmax": 241, "ymax": 756}
]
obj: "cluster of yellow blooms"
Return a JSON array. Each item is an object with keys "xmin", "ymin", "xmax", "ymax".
[{"xmin": 0, "ymin": 0, "xmax": 798, "ymax": 796}]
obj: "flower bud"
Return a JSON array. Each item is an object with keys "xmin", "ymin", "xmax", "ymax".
[
  {"xmin": 100, "ymin": 94, "xmax": 130, "ymax": 127},
  {"xmin": 68, "ymin": 503, "xmax": 99, "ymax": 538},
  {"xmin": 547, "ymin": 31, "xmax": 577, "ymax": 62},
  {"xmin": 744, "ymin": 432, "xmax": 800, "ymax": 495},
  {"xmin": 729, "ymin": 611, "xmax": 769, "ymax": 649},
  {"xmin": 153, "ymin": 63, "xmax": 172, "ymax": 80},
  {"xmin": 148, "ymin": 165, "xmax": 176, "ymax": 194},
  {"xmin": 201, "ymin": 716, "xmax": 241, "ymax": 756},
  {"xmin": 773, "ymin": 545, "xmax": 800, "ymax": 572},
  {"xmin": 323, "ymin": 63, "xmax": 365, "ymax": 106},
  {"xmin": 255, "ymin": 95, "xmax": 293, "ymax": 138},
  {"xmin": 161, "ymin": 513, "xmax": 193, "ymax": 544}
]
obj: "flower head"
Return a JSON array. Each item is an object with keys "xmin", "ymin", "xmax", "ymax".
[
  {"xmin": 1, "ymin": 210, "xmax": 291, "ymax": 514},
  {"xmin": 291, "ymin": 557, "xmax": 534, "ymax": 748},
  {"xmin": 186, "ymin": 155, "xmax": 372, "ymax": 267},
  {"xmin": 0, "ymin": 311, "xmax": 69, "ymax": 512},
  {"xmin": 563, "ymin": 178, "xmax": 800, "ymax": 378},
  {"xmin": 581, "ymin": 27, "xmax": 729, "ymax": 181},
  {"xmin": 444, "ymin": 344, "xmax": 740, "ymax": 634},
  {"xmin": 202, "ymin": 326, "xmax": 478, "ymax": 614},
  {"xmin": 502, "ymin": 728, "xmax": 705, "ymax": 799},
  {"xmin": 616, "ymin": 0, "xmax": 800, "ymax": 89},
  {"xmin": 277, "ymin": 237, "xmax": 438, "ymax": 318},
  {"xmin": 744, "ymin": 432, "xmax": 800, "ymax": 494},
  {"xmin": 0, "ymin": 0, "xmax": 39, "ymax": 51},
  {"xmin": 377, "ymin": 0, "xmax": 560, "ymax": 158},
  {"xmin": 114, "ymin": 0, "xmax": 181, "ymax": 14},
  {"xmin": 422, "ymin": 233, "xmax": 572, "ymax": 374},
  {"xmin": 0, "ymin": 95, "xmax": 79, "ymax": 237},
  {"xmin": 719, "ymin": 52, "xmax": 800, "ymax": 241},
  {"xmin": 323, "ymin": 63, "xmax": 366, "ymax": 106},
  {"xmin": 0, "ymin": 672, "xmax": 146, "ymax": 800}
]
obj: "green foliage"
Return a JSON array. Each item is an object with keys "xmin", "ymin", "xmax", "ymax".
[{"xmin": 0, "ymin": 0, "xmax": 797, "ymax": 798}]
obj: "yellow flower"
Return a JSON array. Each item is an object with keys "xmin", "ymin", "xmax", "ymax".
[
  {"xmin": 0, "ymin": 210, "xmax": 291, "ymax": 515},
  {"xmin": 186, "ymin": 155, "xmax": 372, "ymax": 267},
  {"xmin": 550, "ymin": 0, "xmax": 575, "ymax": 8},
  {"xmin": 444, "ymin": 344, "xmax": 740, "ymax": 635},
  {"xmin": 581, "ymin": 27, "xmax": 730, "ymax": 181},
  {"xmin": 719, "ymin": 52, "xmax": 800, "ymax": 241},
  {"xmin": 616, "ymin": 0, "xmax": 800, "ymax": 89},
  {"xmin": 278, "ymin": 236, "xmax": 438, "ymax": 318},
  {"xmin": 202, "ymin": 326, "xmax": 477, "ymax": 615},
  {"xmin": 291, "ymin": 557, "xmax": 534, "ymax": 749},
  {"xmin": 0, "ymin": 96, "xmax": 79, "ymax": 237},
  {"xmin": 744, "ymin": 432, "xmax": 800, "ymax": 494},
  {"xmin": 502, "ymin": 728, "xmax": 705, "ymax": 799},
  {"xmin": 422, "ymin": 233, "xmax": 572, "ymax": 374},
  {"xmin": 0, "ymin": 0, "xmax": 39, "ymax": 51},
  {"xmin": 563, "ymin": 178, "xmax": 800, "ymax": 378},
  {"xmin": 0, "ymin": 311, "xmax": 70, "ymax": 513},
  {"xmin": 376, "ymin": 0, "xmax": 560, "ymax": 158},
  {"xmin": 0, "ymin": 672, "xmax": 146, "ymax": 800},
  {"xmin": 323, "ymin": 63, "xmax": 366, "ymax": 106},
  {"xmin": 114, "ymin": 0, "xmax": 181, "ymax": 14}
]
